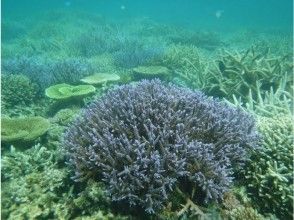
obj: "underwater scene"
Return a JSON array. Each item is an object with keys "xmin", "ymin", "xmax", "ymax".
[{"xmin": 1, "ymin": 0, "xmax": 293, "ymax": 219}]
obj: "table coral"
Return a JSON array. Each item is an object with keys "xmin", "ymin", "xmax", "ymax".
[{"xmin": 1, "ymin": 116, "xmax": 50, "ymax": 146}]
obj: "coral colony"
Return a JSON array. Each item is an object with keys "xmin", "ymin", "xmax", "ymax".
[
  {"xmin": 63, "ymin": 79, "xmax": 258, "ymax": 213},
  {"xmin": 2, "ymin": 6, "xmax": 292, "ymax": 219}
]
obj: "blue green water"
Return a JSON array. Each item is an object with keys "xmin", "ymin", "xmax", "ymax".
[
  {"xmin": 3, "ymin": 0, "xmax": 293, "ymax": 31},
  {"xmin": 1, "ymin": 0, "xmax": 293, "ymax": 219}
]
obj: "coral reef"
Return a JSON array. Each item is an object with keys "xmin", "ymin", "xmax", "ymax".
[
  {"xmin": 132, "ymin": 65, "xmax": 170, "ymax": 80},
  {"xmin": 242, "ymin": 115, "xmax": 294, "ymax": 219},
  {"xmin": 71, "ymin": 26, "xmax": 119, "ymax": 57},
  {"xmin": 229, "ymin": 207, "xmax": 265, "ymax": 220},
  {"xmin": 162, "ymin": 44, "xmax": 211, "ymax": 89},
  {"xmin": 45, "ymin": 84, "xmax": 96, "ymax": 100},
  {"xmin": 29, "ymin": 21, "xmax": 65, "ymax": 39},
  {"xmin": 48, "ymin": 58, "xmax": 94, "ymax": 84},
  {"xmin": 2, "ymin": 144, "xmax": 55, "ymax": 181},
  {"xmin": 2, "ymin": 21, "xmax": 27, "ymax": 42},
  {"xmin": 1, "ymin": 116, "xmax": 50, "ymax": 147},
  {"xmin": 208, "ymin": 46, "xmax": 293, "ymax": 101},
  {"xmin": 51, "ymin": 108, "xmax": 80, "ymax": 126},
  {"xmin": 1, "ymin": 74, "xmax": 38, "ymax": 109},
  {"xmin": 46, "ymin": 108, "xmax": 80, "ymax": 149},
  {"xmin": 1, "ymin": 144, "xmax": 67, "ymax": 219},
  {"xmin": 2, "ymin": 167, "xmax": 68, "ymax": 219},
  {"xmin": 80, "ymin": 73, "xmax": 121, "ymax": 85},
  {"xmin": 169, "ymin": 30, "xmax": 224, "ymax": 50},
  {"xmin": 113, "ymin": 36, "xmax": 165, "ymax": 68},
  {"xmin": 1, "ymin": 144, "xmax": 130, "ymax": 219},
  {"xmin": 231, "ymin": 75, "xmax": 293, "ymax": 117},
  {"xmin": 2, "ymin": 56, "xmax": 95, "ymax": 91},
  {"xmin": 2, "ymin": 55, "xmax": 53, "ymax": 91},
  {"xmin": 64, "ymin": 79, "xmax": 258, "ymax": 213},
  {"xmin": 1, "ymin": 9, "xmax": 292, "ymax": 219},
  {"xmin": 220, "ymin": 190, "xmax": 267, "ymax": 220},
  {"xmin": 2, "ymin": 99, "xmax": 50, "ymax": 118}
]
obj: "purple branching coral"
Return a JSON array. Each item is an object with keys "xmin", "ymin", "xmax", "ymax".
[
  {"xmin": 63, "ymin": 79, "xmax": 258, "ymax": 213},
  {"xmin": 2, "ymin": 56, "xmax": 94, "ymax": 90}
]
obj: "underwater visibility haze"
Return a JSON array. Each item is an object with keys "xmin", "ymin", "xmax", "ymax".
[{"xmin": 1, "ymin": 0, "xmax": 293, "ymax": 219}]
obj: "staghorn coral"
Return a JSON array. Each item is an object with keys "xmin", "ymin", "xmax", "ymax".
[
  {"xmin": 2, "ymin": 56, "xmax": 94, "ymax": 91},
  {"xmin": 162, "ymin": 44, "xmax": 211, "ymax": 90},
  {"xmin": 229, "ymin": 207, "xmax": 265, "ymax": 220},
  {"xmin": 113, "ymin": 36, "xmax": 165, "ymax": 68},
  {"xmin": 231, "ymin": 75, "xmax": 293, "ymax": 117},
  {"xmin": 71, "ymin": 26, "xmax": 119, "ymax": 57},
  {"xmin": 2, "ymin": 167, "xmax": 68, "ymax": 220},
  {"xmin": 2, "ymin": 55, "xmax": 52, "ymax": 91},
  {"xmin": 208, "ymin": 46, "xmax": 293, "ymax": 102},
  {"xmin": 2, "ymin": 144, "xmax": 55, "ymax": 181},
  {"xmin": 242, "ymin": 115, "xmax": 294, "ymax": 219},
  {"xmin": 29, "ymin": 21, "xmax": 65, "ymax": 39},
  {"xmin": 63, "ymin": 79, "xmax": 258, "ymax": 213},
  {"xmin": 1, "ymin": 99, "xmax": 50, "ymax": 118},
  {"xmin": 48, "ymin": 58, "xmax": 94, "ymax": 84},
  {"xmin": 1, "ymin": 144, "xmax": 67, "ymax": 219},
  {"xmin": 1, "ymin": 144, "xmax": 129, "ymax": 219},
  {"xmin": 220, "ymin": 190, "xmax": 267, "ymax": 220},
  {"xmin": 169, "ymin": 30, "xmax": 224, "ymax": 50}
]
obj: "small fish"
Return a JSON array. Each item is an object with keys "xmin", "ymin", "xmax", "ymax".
[
  {"xmin": 120, "ymin": 5, "xmax": 126, "ymax": 10},
  {"xmin": 215, "ymin": 10, "xmax": 224, "ymax": 19}
]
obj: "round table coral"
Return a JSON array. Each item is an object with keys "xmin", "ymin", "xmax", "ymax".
[{"xmin": 1, "ymin": 116, "xmax": 50, "ymax": 146}]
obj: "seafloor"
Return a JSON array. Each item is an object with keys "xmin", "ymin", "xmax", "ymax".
[{"xmin": 1, "ymin": 10, "xmax": 293, "ymax": 220}]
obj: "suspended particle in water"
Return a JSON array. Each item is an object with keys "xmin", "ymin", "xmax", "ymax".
[
  {"xmin": 65, "ymin": 1, "xmax": 72, "ymax": 7},
  {"xmin": 215, "ymin": 10, "xmax": 224, "ymax": 19}
]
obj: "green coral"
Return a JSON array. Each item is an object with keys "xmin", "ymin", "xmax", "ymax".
[
  {"xmin": 1, "ymin": 144, "xmax": 66, "ymax": 219},
  {"xmin": 2, "ymin": 144, "xmax": 55, "ymax": 181},
  {"xmin": 132, "ymin": 65, "xmax": 170, "ymax": 80},
  {"xmin": 1, "ymin": 144, "xmax": 131, "ymax": 219},
  {"xmin": 220, "ymin": 190, "xmax": 267, "ymax": 220},
  {"xmin": 162, "ymin": 44, "xmax": 211, "ymax": 89},
  {"xmin": 70, "ymin": 180, "xmax": 129, "ymax": 219},
  {"xmin": 231, "ymin": 75, "xmax": 293, "ymax": 117},
  {"xmin": 1, "ymin": 116, "xmax": 50, "ymax": 146},
  {"xmin": 208, "ymin": 46, "xmax": 292, "ymax": 102},
  {"xmin": 243, "ymin": 115, "xmax": 294, "ymax": 219},
  {"xmin": 46, "ymin": 108, "xmax": 80, "ymax": 149},
  {"xmin": 1, "ymin": 99, "xmax": 50, "ymax": 118},
  {"xmin": 169, "ymin": 30, "xmax": 223, "ymax": 50},
  {"xmin": 2, "ymin": 169, "xmax": 129, "ymax": 220},
  {"xmin": 51, "ymin": 108, "xmax": 80, "ymax": 126},
  {"xmin": 45, "ymin": 83, "xmax": 96, "ymax": 100},
  {"xmin": 229, "ymin": 207, "xmax": 266, "ymax": 220},
  {"xmin": 1, "ymin": 74, "xmax": 38, "ymax": 110},
  {"xmin": 2, "ymin": 166, "xmax": 69, "ymax": 219},
  {"xmin": 46, "ymin": 124, "xmax": 67, "ymax": 149},
  {"xmin": 80, "ymin": 73, "xmax": 120, "ymax": 85}
]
